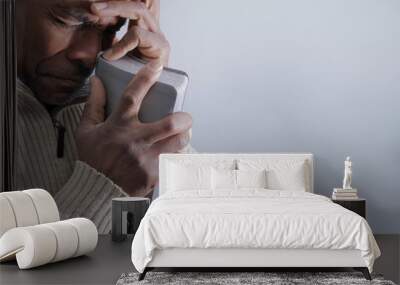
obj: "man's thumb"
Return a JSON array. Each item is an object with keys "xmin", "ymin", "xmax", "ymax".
[{"xmin": 81, "ymin": 76, "xmax": 106, "ymax": 128}]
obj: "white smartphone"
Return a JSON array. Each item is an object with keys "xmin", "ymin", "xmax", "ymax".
[{"xmin": 95, "ymin": 54, "xmax": 188, "ymax": 123}]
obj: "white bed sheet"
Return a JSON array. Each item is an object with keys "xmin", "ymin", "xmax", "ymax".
[{"xmin": 131, "ymin": 190, "xmax": 380, "ymax": 273}]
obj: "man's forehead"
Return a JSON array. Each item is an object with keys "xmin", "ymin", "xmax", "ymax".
[
  {"xmin": 43, "ymin": 0, "xmax": 158, "ymax": 22},
  {"xmin": 56, "ymin": 0, "xmax": 103, "ymax": 7},
  {"xmin": 50, "ymin": 0, "xmax": 101, "ymax": 12},
  {"xmin": 50, "ymin": 0, "xmax": 150, "ymax": 10},
  {"xmin": 46, "ymin": 0, "xmax": 124, "ymax": 27}
]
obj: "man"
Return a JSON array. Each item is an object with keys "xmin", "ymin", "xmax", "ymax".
[{"xmin": 15, "ymin": 0, "xmax": 193, "ymax": 233}]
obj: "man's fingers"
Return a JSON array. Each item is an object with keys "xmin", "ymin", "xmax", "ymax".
[
  {"xmin": 104, "ymin": 26, "xmax": 169, "ymax": 62},
  {"xmin": 150, "ymin": 130, "xmax": 192, "ymax": 155},
  {"xmin": 112, "ymin": 60, "xmax": 163, "ymax": 121},
  {"xmin": 134, "ymin": 27, "xmax": 170, "ymax": 63},
  {"xmin": 103, "ymin": 27, "xmax": 140, "ymax": 60},
  {"xmin": 80, "ymin": 76, "xmax": 106, "ymax": 128},
  {"xmin": 140, "ymin": 112, "xmax": 193, "ymax": 144},
  {"xmin": 91, "ymin": 1, "xmax": 159, "ymax": 32},
  {"xmin": 148, "ymin": 0, "xmax": 160, "ymax": 23}
]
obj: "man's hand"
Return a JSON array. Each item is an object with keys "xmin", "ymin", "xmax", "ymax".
[
  {"xmin": 76, "ymin": 60, "xmax": 192, "ymax": 196},
  {"xmin": 91, "ymin": 0, "xmax": 170, "ymax": 65}
]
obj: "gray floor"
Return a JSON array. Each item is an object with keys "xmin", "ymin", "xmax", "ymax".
[
  {"xmin": 0, "ymin": 235, "xmax": 398, "ymax": 285},
  {"xmin": 0, "ymin": 235, "xmax": 134, "ymax": 285}
]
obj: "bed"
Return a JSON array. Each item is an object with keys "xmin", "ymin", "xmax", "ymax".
[{"xmin": 131, "ymin": 153, "xmax": 380, "ymax": 280}]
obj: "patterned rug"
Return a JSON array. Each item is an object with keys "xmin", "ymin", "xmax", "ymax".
[{"xmin": 116, "ymin": 272, "xmax": 396, "ymax": 285}]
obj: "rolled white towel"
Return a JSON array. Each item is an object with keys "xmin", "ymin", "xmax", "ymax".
[
  {"xmin": 63, "ymin": 218, "xmax": 98, "ymax": 257},
  {"xmin": 0, "ymin": 225, "xmax": 57, "ymax": 267},
  {"xmin": 0, "ymin": 191, "xmax": 40, "ymax": 228},
  {"xmin": 0, "ymin": 189, "xmax": 59, "ymax": 237},
  {"xmin": 0, "ymin": 218, "xmax": 98, "ymax": 269},
  {"xmin": 0, "ymin": 196, "xmax": 17, "ymax": 237},
  {"xmin": 23, "ymin": 189, "xmax": 60, "ymax": 224},
  {"xmin": 41, "ymin": 221, "xmax": 79, "ymax": 262}
]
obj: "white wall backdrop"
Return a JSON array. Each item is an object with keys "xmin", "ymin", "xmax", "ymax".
[{"xmin": 160, "ymin": 0, "xmax": 400, "ymax": 233}]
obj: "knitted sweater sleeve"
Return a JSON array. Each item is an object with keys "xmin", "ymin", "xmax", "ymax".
[{"xmin": 53, "ymin": 161, "xmax": 126, "ymax": 234}]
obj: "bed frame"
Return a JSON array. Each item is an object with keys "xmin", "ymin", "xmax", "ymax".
[{"xmin": 139, "ymin": 153, "xmax": 371, "ymax": 280}]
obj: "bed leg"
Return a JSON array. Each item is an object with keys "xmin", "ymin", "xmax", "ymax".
[
  {"xmin": 354, "ymin": 267, "xmax": 371, "ymax": 280},
  {"xmin": 138, "ymin": 268, "xmax": 148, "ymax": 281}
]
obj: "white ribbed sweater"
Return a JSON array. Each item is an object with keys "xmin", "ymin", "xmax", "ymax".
[{"xmin": 15, "ymin": 80, "xmax": 125, "ymax": 234}]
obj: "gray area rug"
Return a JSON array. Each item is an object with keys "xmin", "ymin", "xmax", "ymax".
[{"xmin": 117, "ymin": 272, "xmax": 396, "ymax": 285}]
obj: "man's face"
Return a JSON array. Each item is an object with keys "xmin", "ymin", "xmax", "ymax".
[{"xmin": 17, "ymin": 0, "xmax": 125, "ymax": 106}]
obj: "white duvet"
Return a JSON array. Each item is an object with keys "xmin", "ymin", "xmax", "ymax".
[{"xmin": 131, "ymin": 190, "xmax": 380, "ymax": 273}]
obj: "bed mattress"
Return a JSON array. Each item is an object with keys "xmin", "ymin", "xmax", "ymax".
[{"xmin": 131, "ymin": 190, "xmax": 380, "ymax": 273}]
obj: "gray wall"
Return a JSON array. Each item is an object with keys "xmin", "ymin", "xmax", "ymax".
[{"xmin": 160, "ymin": 0, "xmax": 400, "ymax": 234}]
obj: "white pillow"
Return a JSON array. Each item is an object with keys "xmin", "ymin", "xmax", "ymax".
[
  {"xmin": 237, "ymin": 169, "xmax": 268, "ymax": 188},
  {"xmin": 211, "ymin": 169, "xmax": 268, "ymax": 190},
  {"xmin": 211, "ymin": 169, "xmax": 236, "ymax": 190},
  {"xmin": 165, "ymin": 158, "xmax": 236, "ymax": 170},
  {"xmin": 238, "ymin": 159, "xmax": 308, "ymax": 191},
  {"xmin": 167, "ymin": 163, "xmax": 212, "ymax": 191}
]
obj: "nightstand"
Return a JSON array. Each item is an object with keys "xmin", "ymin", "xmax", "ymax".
[
  {"xmin": 112, "ymin": 197, "xmax": 150, "ymax": 242},
  {"xmin": 332, "ymin": 198, "xmax": 366, "ymax": 218}
]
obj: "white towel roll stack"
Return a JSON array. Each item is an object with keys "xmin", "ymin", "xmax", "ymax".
[{"xmin": 0, "ymin": 190, "xmax": 98, "ymax": 269}]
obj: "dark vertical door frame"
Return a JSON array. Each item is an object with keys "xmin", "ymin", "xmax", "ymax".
[{"xmin": 0, "ymin": 0, "xmax": 17, "ymax": 192}]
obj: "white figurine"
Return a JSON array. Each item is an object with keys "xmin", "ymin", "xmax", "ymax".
[{"xmin": 342, "ymin": 156, "xmax": 353, "ymax": 189}]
